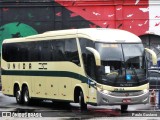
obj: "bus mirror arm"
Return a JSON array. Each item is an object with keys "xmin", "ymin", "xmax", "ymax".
[
  {"xmin": 145, "ymin": 48, "xmax": 157, "ymax": 65},
  {"xmin": 86, "ymin": 47, "xmax": 101, "ymax": 66}
]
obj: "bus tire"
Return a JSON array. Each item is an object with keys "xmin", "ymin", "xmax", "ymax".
[
  {"xmin": 79, "ymin": 91, "xmax": 87, "ymax": 110},
  {"xmin": 121, "ymin": 105, "xmax": 128, "ymax": 112},
  {"xmin": 22, "ymin": 86, "xmax": 30, "ymax": 105},
  {"xmin": 15, "ymin": 87, "xmax": 23, "ymax": 104}
]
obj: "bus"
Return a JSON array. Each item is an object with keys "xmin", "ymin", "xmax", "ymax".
[{"xmin": 1, "ymin": 28, "xmax": 157, "ymax": 111}]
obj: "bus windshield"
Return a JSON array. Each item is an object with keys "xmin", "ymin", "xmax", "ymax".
[{"xmin": 95, "ymin": 43, "xmax": 147, "ymax": 87}]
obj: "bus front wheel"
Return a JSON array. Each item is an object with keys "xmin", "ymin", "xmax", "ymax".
[
  {"xmin": 121, "ymin": 105, "xmax": 128, "ymax": 112},
  {"xmin": 22, "ymin": 86, "xmax": 30, "ymax": 105},
  {"xmin": 79, "ymin": 91, "xmax": 87, "ymax": 110}
]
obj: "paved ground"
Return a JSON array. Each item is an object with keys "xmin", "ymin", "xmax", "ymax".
[{"xmin": 0, "ymin": 91, "xmax": 160, "ymax": 119}]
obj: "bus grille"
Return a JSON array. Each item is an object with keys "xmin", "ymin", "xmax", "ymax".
[{"xmin": 109, "ymin": 91, "xmax": 144, "ymax": 96}]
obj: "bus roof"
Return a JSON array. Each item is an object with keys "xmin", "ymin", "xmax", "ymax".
[
  {"xmin": 77, "ymin": 28, "xmax": 141, "ymax": 43},
  {"xmin": 3, "ymin": 28, "xmax": 141, "ymax": 43}
]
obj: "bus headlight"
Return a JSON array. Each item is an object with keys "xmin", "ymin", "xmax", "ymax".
[
  {"xmin": 143, "ymin": 89, "xmax": 149, "ymax": 94},
  {"xmin": 96, "ymin": 84, "xmax": 111, "ymax": 95},
  {"xmin": 97, "ymin": 84, "xmax": 103, "ymax": 91},
  {"xmin": 102, "ymin": 90, "xmax": 111, "ymax": 95}
]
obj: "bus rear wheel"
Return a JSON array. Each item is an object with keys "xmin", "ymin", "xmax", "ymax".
[
  {"xmin": 121, "ymin": 105, "xmax": 128, "ymax": 112},
  {"xmin": 79, "ymin": 91, "xmax": 87, "ymax": 110},
  {"xmin": 15, "ymin": 87, "xmax": 23, "ymax": 104},
  {"xmin": 22, "ymin": 86, "xmax": 30, "ymax": 105}
]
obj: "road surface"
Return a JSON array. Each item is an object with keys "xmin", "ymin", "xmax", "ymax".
[{"xmin": 0, "ymin": 92, "xmax": 160, "ymax": 119}]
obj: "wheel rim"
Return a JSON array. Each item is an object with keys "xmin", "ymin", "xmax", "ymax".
[
  {"xmin": 24, "ymin": 90, "xmax": 29, "ymax": 103},
  {"xmin": 16, "ymin": 91, "xmax": 21, "ymax": 102},
  {"xmin": 79, "ymin": 92, "xmax": 87, "ymax": 110},
  {"xmin": 79, "ymin": 92, "xmax": 82, "ymax": 106}
]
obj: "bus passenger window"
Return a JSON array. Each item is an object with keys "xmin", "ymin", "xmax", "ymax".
[
  {"xmin": 79, "ymin": 38, "xmax": 95, "ymax": 78},
  {"xmin": 28, "ymin": 42, "xmax": 41, "ymax": 61},
  {"xmin": 18, "ymin": 43, "xmax": 29, "ymax": 61},
  {"xmin": 50, "ymin": 40, "xmax": 66, "ymax": 61},
  {"xmin": 40, "ymin": 41, "xmax": 52, "ymax": 61},
  {"xmin": 2, "ymin": 43, "xmax": 13, "ymax": 62},
  {"xmin": 2, "ymin": 44, "xmax": 7, "ymax": 61},
  {"xmin": 65, "ymin": 39, "xmax": 80, "ymax": 65},
  {"xmin": 55, "ymin": 41, "xmax": 65, "ymax": 61},
  {"xmin": 9, "ymin": 43, "xmax": 18, "ymax": 62}
]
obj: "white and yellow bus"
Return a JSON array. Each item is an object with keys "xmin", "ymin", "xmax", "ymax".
[{"xmin": 1, "ymin": 28, "xmax": 157, "ymax": 111}]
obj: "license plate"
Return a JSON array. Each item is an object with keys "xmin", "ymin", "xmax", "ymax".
[{"xmin": 122, "ymin": 99, "xmax": 131, "ymax": 103}]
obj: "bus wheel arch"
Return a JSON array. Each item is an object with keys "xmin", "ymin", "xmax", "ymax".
[
  {"xmin": 74, "ymin": 86, "xmax": 82, "ymax": 103},
  {"xmin": 74, "ymin": 86, "xmax": 87, "ymax": 110},
  {"xmin": 14, "ymin": 83, "xmax": 23, "ymax": 104}
]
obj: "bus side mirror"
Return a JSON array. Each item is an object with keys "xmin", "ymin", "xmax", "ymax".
[
  {"xmin": 145, "ymin": 48, "xmax": 157, "ymax": 65},
  {"xmin": 86, "ymin": 47, "xmax": 101, "ymax": 66}
]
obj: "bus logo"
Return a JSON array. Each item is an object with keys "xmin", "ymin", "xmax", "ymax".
[
  {"xmin": 126, "ymin": 74, "xmax": 131, "ymax": 81},
  {"xmin": 39, "ymin": 63, "xmax": 47, "ymax": 70}
]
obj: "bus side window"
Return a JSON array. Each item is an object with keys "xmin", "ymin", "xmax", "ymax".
[
  {"xmin": 40, "ymin": 41, "xmax": 52, "ymax": 61},
  {"xmin": 28, "ymin": 42, "xmax": 41, "ymax": 61},
  {"xmin": 10, "ymin": 43, "xmax": 19, "ymax": 62},
  {"xmin": 18, "ymin": 43, "xmax": 29, "ymax": 61},
  {"xmin": 65, "ymin": 39, "xmax": 80, "ymax": 65},
  {"xmin": 79, "ymin": 38, "xmax": 95, "ymax": 78},
  {"xmin": 56, "ymin": 41, "xmax": 66, "ymax": 61},
  {"xmin": 50, "ymin": 40, "xmax": 57, "ymax": 61},
  {"xmin": 3, "ymin": 42, "xmax": 29, "ymax": 62},
  {"xmin": 50, "ymin": 40, "xmax": 66, "ymax": 61},
  {"xmin": 2, "ymin": 44, "xmax": 7, "ymax": 61},
  {"xmin": 87, "ymin": 54, "xmax": 96, "ymax": 79},
  {"xmin": 2, "ymin": 43, "xmax": 12, "ymax": 62}
]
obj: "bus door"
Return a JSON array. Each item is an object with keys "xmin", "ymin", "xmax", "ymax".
[
  {"xmin": 87, "ymin": 55, "xmax": 97, "ymax": 103},
  {"xmin": 88, "ymin": 79, "xmax": 97, "ymax": 103}
]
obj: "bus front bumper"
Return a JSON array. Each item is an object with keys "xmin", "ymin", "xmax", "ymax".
[{"xmin": 97, "ymin": 90, "xmax": 149, "ymax": 105}]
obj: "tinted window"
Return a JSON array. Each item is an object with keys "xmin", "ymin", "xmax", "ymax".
[
  {"xmin": 79, "ymin": 38, "xmax": 95, "ymax": 78},
  {"xmin": 2, "ymin": 44, "xmax": 10, "ymax": 61},
  {"xmin": 2, "ymin": 38, "xmax": 79, "ymax": 65},
  {"xmin": 18, "ymin": 43, "xmax": 29, "ymax": 61},
  {"xmin": 3, "ymin": 43, "xmax": 19, "ymax": 62},
  {"xmin": 65, "ymin": 39, "xmax": 80, "ymax": 65},
  {"xmin": 40, "ymin": 41, "xmax": 52, "ymax": 61},
  {"xmin": 28, "ymin": 42, "xmax": 41, "ymax": 61},
  {"xmin": 50, "ymin": 40, "xmax": 66, "ymax": 61}
]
